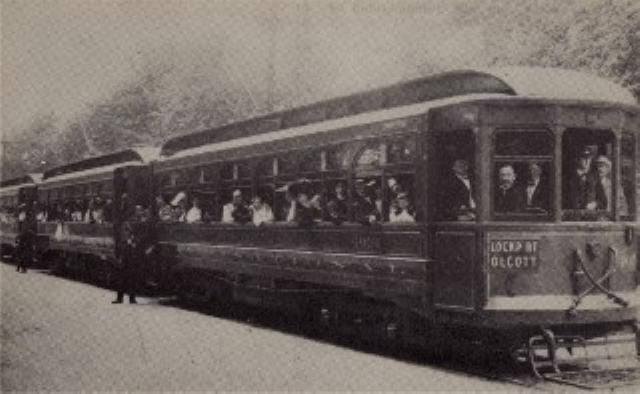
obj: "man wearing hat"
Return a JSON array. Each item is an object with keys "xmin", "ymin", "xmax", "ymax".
[
  {"xmin": 565, "ymin": 147, "xmax": 597, "ymax": 209},
  {"xmin": 15, "ymin": 202, "xmax": 34, "ymax": 273},
  {"xmin": 593, "ymin": 155, "xmax": 628, "ymax": 214},
  {"xmin": 170, "ymin": 191, "xmax": 187, "ymax": 222},
  {"xmin": 352, "ymin": 178, "xmax": 379, "ymax": 225},
  {"xmin": 438, "ymin": 158, "xmax": 476, "ymax": 220},
  {"xmin": 289, "ymin": 179, "xmax": 321, "ymax": 227},
  {"xmin": 222, "ymin": 189, "xmax": 251, "ymax": 224}
]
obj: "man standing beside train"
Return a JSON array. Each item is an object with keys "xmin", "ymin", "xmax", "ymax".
[{"xmin": 112, "ymin": 204, "xmax": 150, "ymax": 304}]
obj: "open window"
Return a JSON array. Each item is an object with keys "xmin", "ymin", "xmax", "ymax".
[
  {"xmin": 433, "ymin": 130, "xmax": 476, "ymax": 221},
  {"xmin": 492, "ymin": 130, "xmax": 553, "ymax": 221},
  {"xmin": 562, "ymin": 129, "xmax": 615, "ymax": 221}
]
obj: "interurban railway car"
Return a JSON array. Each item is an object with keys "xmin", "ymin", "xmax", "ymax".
[{"xmin": 1, "ymin": 67, "xmax": 639, "ymax": 380}]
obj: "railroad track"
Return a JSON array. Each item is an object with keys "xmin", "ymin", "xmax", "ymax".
[{"xmin": 161, "ymin": 295, "xmax": 640, "ymax": 391}]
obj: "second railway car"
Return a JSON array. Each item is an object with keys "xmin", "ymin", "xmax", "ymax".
[{"xmin": 35, "ymin": 148, "xmax": 157, "ymax": 281}]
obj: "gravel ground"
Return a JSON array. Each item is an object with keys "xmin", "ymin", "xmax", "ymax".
[{"xmin": 1, "ymin": 262, "xmax": 528, "ymax": 391}]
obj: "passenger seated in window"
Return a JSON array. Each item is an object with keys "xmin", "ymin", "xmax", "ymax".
[
  {"xmin": 17, "ymin": 203, "xmax": 27, "ymax": 223},
  {"xmin": 71, "ymin": 200, "xmax": 84, "ymax": 222},
  {"xmin": 156, "ymin": 195, "xmax": 172, "ymax": 222},
  {"xmin": 132, "ymin": 204, "xmax": 151, "ymax": 222},
  {"xmin": 91, "ymin": 197, "xmax": 105, "ymax": 224},
  {"xmin": 440, "ymin": 159, "xmax": 476, "ymax": 220},
  {"xmin": 565, "ymin": 147, "xmax": 597, "ymax": 209},
  {"xmin": 389, "ymin": 192, "xmax": 416, "ymax": 223},
  {"xmin": 352, "ymin": 178, "xmax": 379, "ymax": 225},
  {"xmin": 275, "ymin": 184, "xmax": 298, "ymax": 223},
  {"xmin": 35, "ymin": 202, "xmax": 48, "ymax": 222},
  {"xmin": 170, "ymin": 191, "xmax": 187, "ymax": 222},
  {"xmin": 84, "ymin": 198, "xmax": 95, "ymax": 223},
  {"xmin": 522, "ymin": 162, "xmax": 548, "ymax": 212},
  {"xmin": 185, "ymin": 196, "xmax": 203, "ymax": 223},
  {"xmin": 222, "ymin": 189, "xmax": 252, "ymax": 224},
  {"xmin": 250, "ymin": 194, "xmax": 274, "ymax": 226},
  {"xmin": 369, "ymin": 181, "xmax": 384, "ymax": 218},
  {"xmin": 495, "ymin": 164, "xmax": 524, "ymax": 213},
  {"xmin": 593, "ymin": 155, "xmax": 628, "ymax": 215},
  {"xmin": 289, "ymin": 180, "xmax": 321, "ymax": 227},
  {"xmin": 326, "ymin": 181, "xmax": 348, "ymax": 225},
  {"xmin": 84, "ymin": 197, "xmax": 104, "ymax": 224}
]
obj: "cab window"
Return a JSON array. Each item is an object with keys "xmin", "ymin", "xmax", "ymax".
[
  {"xmin": 562, "ymin": 129, "xmax": 615, "ymax": 221},
  {"xmin": 493, "ymin": 130, "xmax": 553, "ymax": 220}
]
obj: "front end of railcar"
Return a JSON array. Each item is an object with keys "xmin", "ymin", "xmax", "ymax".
[{"xmin": 429, "ymin": 94, "xmax": 640, "ymax": 381}]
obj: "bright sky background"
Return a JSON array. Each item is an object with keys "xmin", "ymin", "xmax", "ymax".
[{"xmin": 2, "ymin": 0, "xmax": 485, "ymax": 138}]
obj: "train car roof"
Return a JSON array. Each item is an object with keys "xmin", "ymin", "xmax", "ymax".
[
  {"xmin": 0, "ymin": 174, "xmax": 42, "ymax": 196},
  {"xmin": 486, "ymin": 67, "xmax": 636, "ymax": 106},
  {"xmin": 41, "ymin": 147, "xmax": 158, "ymax": 187},
  {"xmin": 160, "ymin": 69, "xmax": 517, "ymax": 157},
  {"xmin": 156, "ymin": 93, "xmax": 507, "ymax": 166},
  {"xmin": 159, "ymin": 67, "xmax": 637, "ymax": 158}
]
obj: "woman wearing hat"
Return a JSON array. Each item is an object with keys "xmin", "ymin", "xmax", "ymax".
[
  {"xmin": 290, "ymin": 180, "xmax": 321, "ymax": 228},
  {"xmin": 389, "ymin": 192, "xmax": 416, "ymax": 223}
]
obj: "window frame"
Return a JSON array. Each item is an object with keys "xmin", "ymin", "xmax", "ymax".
[{"xmin": 491, "ymin": 128, "xmax": 555, "ymax": 222}]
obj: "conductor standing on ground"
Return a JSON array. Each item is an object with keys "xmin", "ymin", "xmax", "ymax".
[
  {"xmin": 16, "ymin": 203, "xmax": 34, "ymax": 273},
  {"xmin": 112, "ymin": 220, "xmax": 142, "ymax": 304}
]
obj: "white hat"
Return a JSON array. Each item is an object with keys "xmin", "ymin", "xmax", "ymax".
[
  {"xmin": 170, "ymin": 191, "xmax": 187, "ymax": 206},
  {"xmin": 595, "ymin": 155, "xmax": 611, "ymax": 167},
  {"xmin": 387, "ymin": 178, "xmax": 398, "ymax": 188},
  {"xmin": 232, "ymin": 189, "xmax": 242, "ymax": 197}
]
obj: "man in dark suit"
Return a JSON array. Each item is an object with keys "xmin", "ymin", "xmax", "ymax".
[
  {"xmin": 439, "ymin": 159, "xmax": 476, "ymax": 221},
  {"xmin": 522, "ymin": 162, "xmax": 549, "ymax": 212},
  {"xmin": 495, "ymin": 164, "xmax": 524, "ymax": 213},
  {"xmin": 564, "ymin": 147, "xmax": 597, "ymax": 210}
]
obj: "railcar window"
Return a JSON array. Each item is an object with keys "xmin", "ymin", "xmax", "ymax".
[
  {"xmin": 158, "ymin": 173, "xmax": 172, "ymax": 189},
  {"xmin": 237, "ymin": 162, "xmax": 251, "ymax": 180},
  {"xmin": 277, "ymin": 156, "xmax": 296, "ymax": 176},
  {"xmin": 220, "ymin": 163, "xmax": 234, "ymax": 181},
  {"xmin": 188, "ymin": 167, "xmax": 204, "ymax": 184},
  {"xmin": 620, "ymin": 132, "xmax": 634, "ymax": 220},
  {"xmin": 201, "ymin": 166, "xmax": 216, "ymax": 183},
  {"xmin": 387, "ymin": 137, "xmax": 416, "ymax": 164},
  {"xmin": 298, "ymin": 150, "xmax": 322, "ymax": 174},
  {"xmin": 492, "ymin": 130, "xmax": 553, "ymax": 220},
  {"xmin": 562, "ymin": 129, "xmax": 615, "ymax": 221},
  {"xmin": 169, "ymin": 170, "xmax": 181, "ymax": 187},
  {"xmin": 325, "ymin": 146, "xmax": 345, "ymax": 171},
  {"xmin": 355, "ymin": 143, "xmax": 385, "ymax": 168}
]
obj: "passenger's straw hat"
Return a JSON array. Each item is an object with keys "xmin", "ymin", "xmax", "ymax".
[{"xmin": 595, "ymin": 155, "xmax": 611, "ymax": 167}]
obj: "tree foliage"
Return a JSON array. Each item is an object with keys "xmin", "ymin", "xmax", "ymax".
[{"xmin": 2, "ymin": 0, "xmax": 639, "ymax": 180}]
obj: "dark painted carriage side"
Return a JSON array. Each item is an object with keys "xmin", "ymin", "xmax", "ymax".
[
  {"xmin": 155, "ymin": 66, "xmax": 640, "ymax": 361},
  {"xmin": 37, "ymin": 148, "xmax": 157, "ymax": 280}
]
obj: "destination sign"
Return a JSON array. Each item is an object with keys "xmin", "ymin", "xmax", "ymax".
[{"xmin": 489, "ymin": 239, "xmax": 540, "ymax": 270}]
